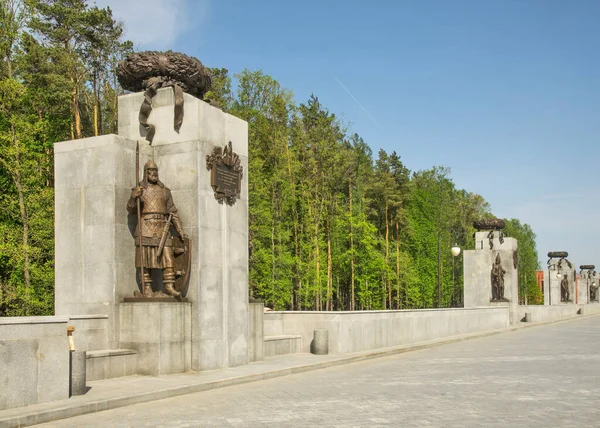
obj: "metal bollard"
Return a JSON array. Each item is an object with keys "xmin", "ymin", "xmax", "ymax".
[
  {"xmin": 67, "ymin": 326, "xmax": 87, "ymax": 396},
  {"xmin": 312, "ymin": 329, "xmax": 329, "ymax": 355},
  {"xmin": 70, "ymin": 350, "xmax": 87, "ymax": 396},
  {"xmin": 524, "ymin": 312, "xmax": 531, "ymax": 323}
]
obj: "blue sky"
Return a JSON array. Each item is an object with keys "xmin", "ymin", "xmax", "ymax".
[{"xmin": 96, "ymin": 0, "xmax": 600, "ymax": 268}]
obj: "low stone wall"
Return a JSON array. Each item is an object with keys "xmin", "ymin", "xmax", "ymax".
[
  {"xmin": 519, "ymin": 305, "xmax": 579, "ymax": 323},
  {"xmin": 68, "ymin": 314, "xmax": 109, "ymax": 351},
  {"xmin": 582, "ymin": 303, "xmax": 600, "ymax": 315},
  {"xmin": 520, "ymin": 303, "xmax": 600, "ymax": 324},
  {"xmin": 264, "ymin": 307, "xmax": 510, "ymax": 354},
  {"xmin": 0, "ymin": 317, "xmax": 70, "ymax": 410}
]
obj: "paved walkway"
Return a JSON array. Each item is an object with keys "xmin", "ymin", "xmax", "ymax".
[{"xmin": 32, "ymin": 316, "xmax": 600, "ymax": 427}]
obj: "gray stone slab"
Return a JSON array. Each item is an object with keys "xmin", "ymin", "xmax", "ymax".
[
  {"xmin": 264, "ymin": 336, "xmax": 302, "ymax": 357},
  {"xmin": 0, "ymin": 340, "xmax": 39, "ymax": 410},
  {"xmin": 118, "ymin": 89, "xmax": 235, "ymax": 148},
  {"xmin": 198, "ymin": 338, "xmax": 225, "ymax": 371},
  {"xmin": 0, "ymin": 319, "xmax": 70, "ymax": 411},
  {"xmin": 54, "ymin": 134, "xmax": 137, "ymax": 350},
  {"xmin": 119, "ymin": 302, "xmax": 191, "ymax": 376}
]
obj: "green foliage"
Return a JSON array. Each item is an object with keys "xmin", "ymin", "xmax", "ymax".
[
  {"xmin": 203, "ymin": 67, "xmax": 233, "ymax": 111},
  {"xmin": 229, "ymin": 67, "xmax": 536, "ymax": 312}
]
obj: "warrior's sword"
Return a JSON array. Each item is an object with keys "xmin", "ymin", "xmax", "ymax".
[
  {"xmin": 156, "ymin": 213, "xmax": 173, "ymax": 259},
  {"xmin": 136, "ymin": 141, "xmax": 146, "ymax": 294}
]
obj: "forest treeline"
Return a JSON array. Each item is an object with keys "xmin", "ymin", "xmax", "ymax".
[{"xmin": 0, "ymin": 0, "xmax": 542, "ymax": 316}]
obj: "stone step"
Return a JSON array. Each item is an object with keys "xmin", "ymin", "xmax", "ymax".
[
  {"xmin": 264, "ymin": 335, "xmax": 302, "ymax": 358},
  {"xmin": 86, "ymin": 349, "xmax": 137, "ymax": 381}
]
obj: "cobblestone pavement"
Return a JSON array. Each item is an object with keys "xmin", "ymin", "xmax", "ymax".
[{"xmin": 39, "ymin": 316, "xmax": 600, "ymax": 427}]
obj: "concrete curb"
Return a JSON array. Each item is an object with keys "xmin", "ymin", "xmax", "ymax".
[{"xmin": 1, "ymin": 312, "xmax": 597, "ymax": 428}]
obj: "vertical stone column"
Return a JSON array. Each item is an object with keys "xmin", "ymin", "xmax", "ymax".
[
  {"xmin": 54, "ymin": 135, "xmax": 145, "ymax": 348},
  {"xmin": 577, "ymin": 274, "xmax": 588, "ymax": 304},
  {"xmin": 463, "ymin": 231, "xmax": 518, "ymax": 323},
  {"xmin": 118, "ymin": 88, "xmax": 249, "ymax": 370},
  {"xmin": 543, "ymin": 270, "xmax": 550, "ymax": 305},
  {"xmin": 248, "ymin": 301, "xmax": 264, "ymax": 362},
  {"xmin": 591, "ymin": 271, "xmax": 599, "ymax": 303},
  {"xmin": 577, "ymin": 269, "xmax": 597, "ymax": 304}
]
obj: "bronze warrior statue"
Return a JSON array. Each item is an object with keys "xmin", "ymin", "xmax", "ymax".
[
  {"xmin": 491, "ymin": 253, "xmax": 508, "ymax": 301},
  {"xmin": 127, "ymin": 160, "xmax": 187, "ymax": 299},
  {"xmin": 560, "ymin": 275, "xmax": 570, "ymax": 302},
  {"xmin": 590, "ymin": 282, "xmax": 599, "ymax": 302}
]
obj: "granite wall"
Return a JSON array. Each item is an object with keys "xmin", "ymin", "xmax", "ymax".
[{"xmin": 0, "ymin": 317, "xmax": 70, "ymax": 410}]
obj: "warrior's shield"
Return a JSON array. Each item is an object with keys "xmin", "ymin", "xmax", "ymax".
[{"xmin": 173, "ymin": 236, "xmax": 192, "ymax": 297}]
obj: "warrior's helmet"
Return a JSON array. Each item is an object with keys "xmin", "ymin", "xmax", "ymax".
[
  {"xmin": 144, "ymin": 160, "xmax": 158, "ymax": 171},
  {"xmin": 144, "ymin": 160, "xmax": 159, "ymax": 182}
]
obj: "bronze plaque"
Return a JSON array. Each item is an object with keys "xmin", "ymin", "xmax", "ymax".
[
  {"xmin": 213, "ymin": 164, "xmax": 241, "ymax": 197},
  {"xmin": 206, "ymin": 141, "xmax": 243, "ymax": 205}
]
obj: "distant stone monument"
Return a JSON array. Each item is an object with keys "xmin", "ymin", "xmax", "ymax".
[
  {"xmin": 591, "ymin": 283, "xmax": 599, "ymax": 302},
  {"xmin": 491, "ymin": 253, "xmax": 508, "ymax": 302},
  {"xmin": 560, "ymin": 275, "xmax": 571, "ymax": 302},
  {"xmin": 464, "ymin": 218, "xmax": 519, "ymax": 323},
  {"xmin": 545, "ymin": 252, "xmax": 575, "ymax": 305},
  {"xmin": 580, "ymin": 265, "xmax": 597, "ymax": 304}
]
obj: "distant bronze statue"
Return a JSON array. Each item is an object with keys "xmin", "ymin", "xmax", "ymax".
[
  {"xmin": 560, "ymin": 275, "xmax": 570, "ymax": 302},
  {"xmin": 491, "ymin": 253, "xmax": 508, "ymax": 301},
  {"xmin": 127, "ymin": 157, "xmax": 190, "ymax": 300},
  {"xmin": 117, "ymin": 51, "xmax": 212, "ymax": 143},
  {"xmin": 590, "ymin": 282, "xmax": 599, "ymax": 302}
]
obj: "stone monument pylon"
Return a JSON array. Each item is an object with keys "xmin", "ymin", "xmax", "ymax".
[
  {"xmin": 55, "ymin": 52, "xmax": 249, "ymax": 373},
  {"xmin": 463, "ymin": 219, "xmax": 519, "ymax": 324},
  {"xmin": 581, "ymin": 265, "xmax": 600, "ymax": 304},
  {"xmin": 544, "ymin": 252, "xmax": 575, "ymax": 305},
  {"xmin": 577, "ymin": 265, "xmax": 597, "ymax": 305}
]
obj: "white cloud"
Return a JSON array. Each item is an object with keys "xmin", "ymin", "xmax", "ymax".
[{"xmin": 92, "ymin": 0, "xmax": 209, "ymax": 50}]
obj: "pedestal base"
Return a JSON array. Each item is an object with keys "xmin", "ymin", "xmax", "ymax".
[
  {"xmin": 490, "ymin": 300, "xmax": 511, "ymax": 323},
  {"xmin": 124, "ymin": 297, "xmax": 189, "ymax": 303},
  {"xmin": 119, "ymin": 302, "xmax": 191, "ymax": 376}
]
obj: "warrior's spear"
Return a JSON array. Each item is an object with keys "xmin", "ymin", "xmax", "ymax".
[{"xmin": 136, "ymin": 141, "xmax": 146, "ymax": 294}]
